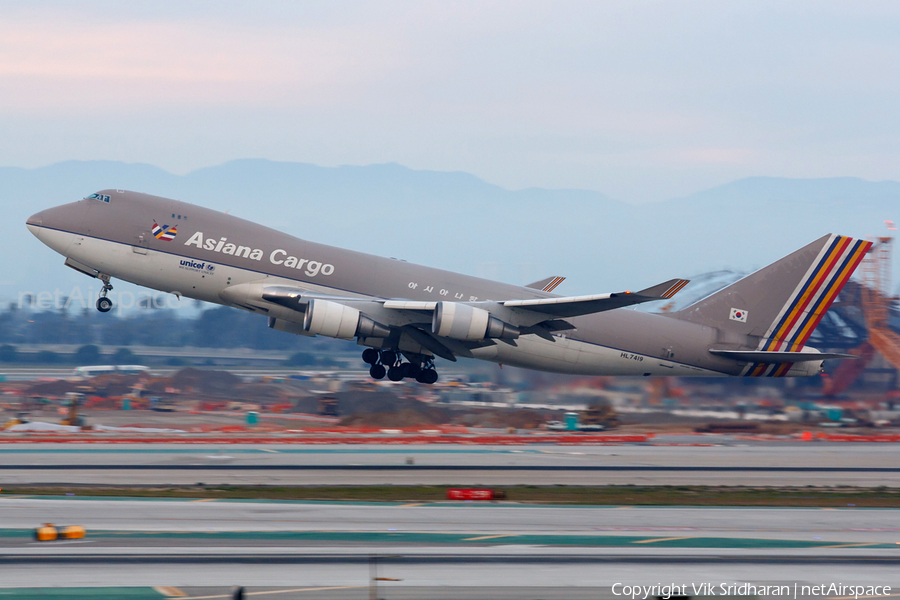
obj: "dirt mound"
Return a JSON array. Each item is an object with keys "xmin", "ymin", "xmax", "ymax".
[
  {"xmin": 331, "ymin": 391, "xmax": 452, "ymax": 426},
  {"xmin": 142, "ymin": 368, "xmax": 301, "ymax": 403},
  {"xmin": 87, "ymin": 374, "xmax": 144, "ymax": 397},
  {"xmin": 167, "ymin": 368, "xmax": 243, "ymax": 395},
  {"xmin": 24, "ymin": 379, "xmax": 80, "ymax": 397},
  {"xmin": 339, "ymin": 408, "xmax": 450, "ymax": 427},
  {"xmin": 453, "ymin": 408, "xmax": 553, "ymax": 429}
]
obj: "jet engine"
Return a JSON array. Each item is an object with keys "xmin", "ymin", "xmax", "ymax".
[
  {"xmin": 486, "ymin": 315, "xmax": 520, "ymax": 340},
  {"xmin": 432, "ymin": 301, "xmax": 519, "ymax": 341},
  {"xmin": 268, "ymin": 317, "xmax": 314, "ymax": 337},
  {"xmin": 783, "ymin": 360, "xmax": 824, "ymax": 377},
  {"xmin": 303, "ymin": 299, "xmax": 391, "ymax": 339}
]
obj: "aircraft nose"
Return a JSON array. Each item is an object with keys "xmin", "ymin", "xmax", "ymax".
[
  {"xmin": 26, "ymin": 210, "xmax": 45, "ymax": 239},
  {"xmin": 26, "ymin": 210, "xmax": 44, "ymax": 226}
]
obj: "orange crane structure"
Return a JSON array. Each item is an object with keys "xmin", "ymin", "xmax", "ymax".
[
  {"xmin": 825, "ymin": 224, "xmax": 900, "ymax": 396},
  {"xmin": 860, "ymin": 231, "xmax": 900, "ymax": 370}
]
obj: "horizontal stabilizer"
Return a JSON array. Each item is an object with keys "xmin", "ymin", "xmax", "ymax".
[
  {"xmin": 502, "ymin": 278, "xmax": 690, "ymax": 318},
  {"xmin": 525, "ymin": 276, "xmax": 566, "ymax": 293},
  {"xmin": 709, "ymin": 349, "xmax": 855, "ymax": 363}
]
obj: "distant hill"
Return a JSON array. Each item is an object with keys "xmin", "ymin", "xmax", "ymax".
[{"xmin": 7, "ymin": 160, "xmax": 899, "ymax": 313}]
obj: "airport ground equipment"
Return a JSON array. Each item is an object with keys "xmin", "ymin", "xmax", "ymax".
[
  {"xmin": 33, "ymin": 524, "xmax": 86, "ymax": 541},
  {"xmin": 60, "ymin": 392, "xmax": 85, "ymax": 427},
  {"xmin": 318, "ymin": 394, "xmax": 339, "ymax": 417},
  {"xmin": 581, "ymin": 400, "xmax": 619, "ymax": 429},
  {"xmin": 2, "ymin": 412, "xmax": 29, "ymax": 429}
]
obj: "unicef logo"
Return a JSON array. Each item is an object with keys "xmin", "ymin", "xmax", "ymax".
[{"xmin": 206, "ymin": 264, "xmax": 215, "ymax": 272}]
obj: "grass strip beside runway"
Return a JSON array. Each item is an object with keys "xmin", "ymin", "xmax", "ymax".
[{"xmin": 3, "ymin": 485, "xmax": 900, "ymax": 506}]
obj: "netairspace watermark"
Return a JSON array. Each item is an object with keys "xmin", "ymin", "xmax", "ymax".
[
  {"xmin": 612, "ymin": 582, "xmax": 893, "ymax": 599},
  {"xmin": 17, "ymin": 286, "xmax": 185, "ymax": 314}
]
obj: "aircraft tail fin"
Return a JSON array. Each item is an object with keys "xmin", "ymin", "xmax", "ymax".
[
  {"xmin": 526, "ymin": 276, "xmax": 566, "ymax": 293},
  {"xmin": 673, "ymin": 234, "xmax": 871, "ymax": 373}
]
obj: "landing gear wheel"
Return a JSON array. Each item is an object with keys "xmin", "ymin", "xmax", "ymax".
[
  {"xmin": 387, "ymin": 366, "xmax": 405, "ymax": 382},
  {"xmin": 362, "ymin": 348, "xmax": 379, "ymax": 365},
  {"xmin": 96, "ymin": 274, "xmax": 114, "ymax": 313},
  {"xmin": 380, "ymin": 350, "xmax": 397, "ymax": 366},
  {"xmin": 402, "ymin": 363, "xmax": 421, "ymax": 379},
  {"xmin": 369, "ymin": 364, "xmax": 386, "ymax": 380},
  {"xmin": 416, "ymin": 369, "xmax": 438, "ymax": 384}
]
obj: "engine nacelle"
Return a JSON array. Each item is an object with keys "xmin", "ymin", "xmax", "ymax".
[
  {"xmin": 486, "ymin": 316, "xmax": 520, "ymax": 340},
  {"xmin": 784, "ymin": 360, "xmax": 824, "ymax": 377},
  {"xmin": 432, "ymin": 302, "xmax": 520, "ymax": 341},
  {"xmin": 433, "ymin": 302, "xmax": 489, "ymax": 340},
  {"xmin": 303, "ymin": 299, "xmax": 390, "ymax": 339},
  {"xmin": 268, "ymin": 317, "xmax": 314, "ymax": 337},
  {"xmin": 784, "ymin": 346, "xmax": 826, "ymax": 377}
]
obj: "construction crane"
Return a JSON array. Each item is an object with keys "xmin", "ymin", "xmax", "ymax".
[
  {"xmin": 860, "ymin": 226, "xmax": 900, "ymax": 370},
  {"xmin": 825, "ymin": 223, "xmax": 900, "ymax": 396}
]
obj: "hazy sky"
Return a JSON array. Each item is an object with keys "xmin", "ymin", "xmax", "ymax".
[{"xmin": 3, "ymin": 1, "xmax": 899, "ymax": 203}]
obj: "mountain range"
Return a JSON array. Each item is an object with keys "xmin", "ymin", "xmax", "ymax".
[{"xmin": 5, "ymin": 160, "xmax": 899, "ymax": 311}]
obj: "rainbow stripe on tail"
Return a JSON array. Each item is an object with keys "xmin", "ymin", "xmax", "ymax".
[{"xmin": 747, "ymin": 234, "xmax": 871, "ymax": 377}]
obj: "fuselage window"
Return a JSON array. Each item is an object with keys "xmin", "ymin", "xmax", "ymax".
[{"xmin": 87, "ymin": 193, "xmax": 110, "ymax": 203}]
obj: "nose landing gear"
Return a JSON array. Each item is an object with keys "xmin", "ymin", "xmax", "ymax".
[
  {"xmin": 95, "ymin": 275, "xmax": 114, "ymax": 313},
  {"xmin": 361, "ymin": 349, "xmax": 439, "ymax": 384}
]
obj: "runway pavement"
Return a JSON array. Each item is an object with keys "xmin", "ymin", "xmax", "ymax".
[
  {"xmin": 0, "ymin": 585, "xmax": 715, "ymax": 599},
  {"xmin": 0, "ymin": 442, "xmax": 898, "ymax": 486},
  {"xmin": 0, "ymin": 585, "xmax": 723, "ymax": 600},
  {"xmin": 0, "ymin": 497, "xmax": 898, "ymax": 591},
  {"xmin": 3, "ymin": 443, "xmax": 898, "ymax": 594},
  {"xmin": 3, "ymin": 497, "xmax": 900, "ymax": 541}
]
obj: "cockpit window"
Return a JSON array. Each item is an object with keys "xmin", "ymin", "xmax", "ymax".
[{"xmin": 87, "ymin": 193, "xmax": 110, "ymax": 203}]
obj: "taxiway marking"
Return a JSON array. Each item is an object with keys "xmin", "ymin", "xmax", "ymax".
[{"xmin": 183, "ymin": 585, "xmax": 365, "ymax": 599}]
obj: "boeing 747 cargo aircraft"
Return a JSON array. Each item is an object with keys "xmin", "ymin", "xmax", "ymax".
[{"xmin": 27, "ymin": 190, "xmax": 868, "ymax": 383}]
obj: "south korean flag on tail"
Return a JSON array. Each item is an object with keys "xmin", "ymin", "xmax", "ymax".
[{"xmin": 730, "ymin": 308, "xmax": 748, "ymax": 323}]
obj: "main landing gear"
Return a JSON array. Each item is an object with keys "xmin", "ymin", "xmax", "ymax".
[
  {"xmin": 362, "ymin": 348, "xmax": 438, "ymax": 384},
  {"xmin": 95, "ymin": 275, "xmax": 113, "ymax": 313}
]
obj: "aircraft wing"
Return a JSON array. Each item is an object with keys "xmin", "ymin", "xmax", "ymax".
[
  {"xmin": 501, "ymin": 278, "xmax": 689, "ymax": 319},
  {"xmin": 383, "ymin": 278, "xmax": 689, "ymax": 320},
  {"xmin": 246, "ymin": 279, "xmax": 689, "ymax": 357}
]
